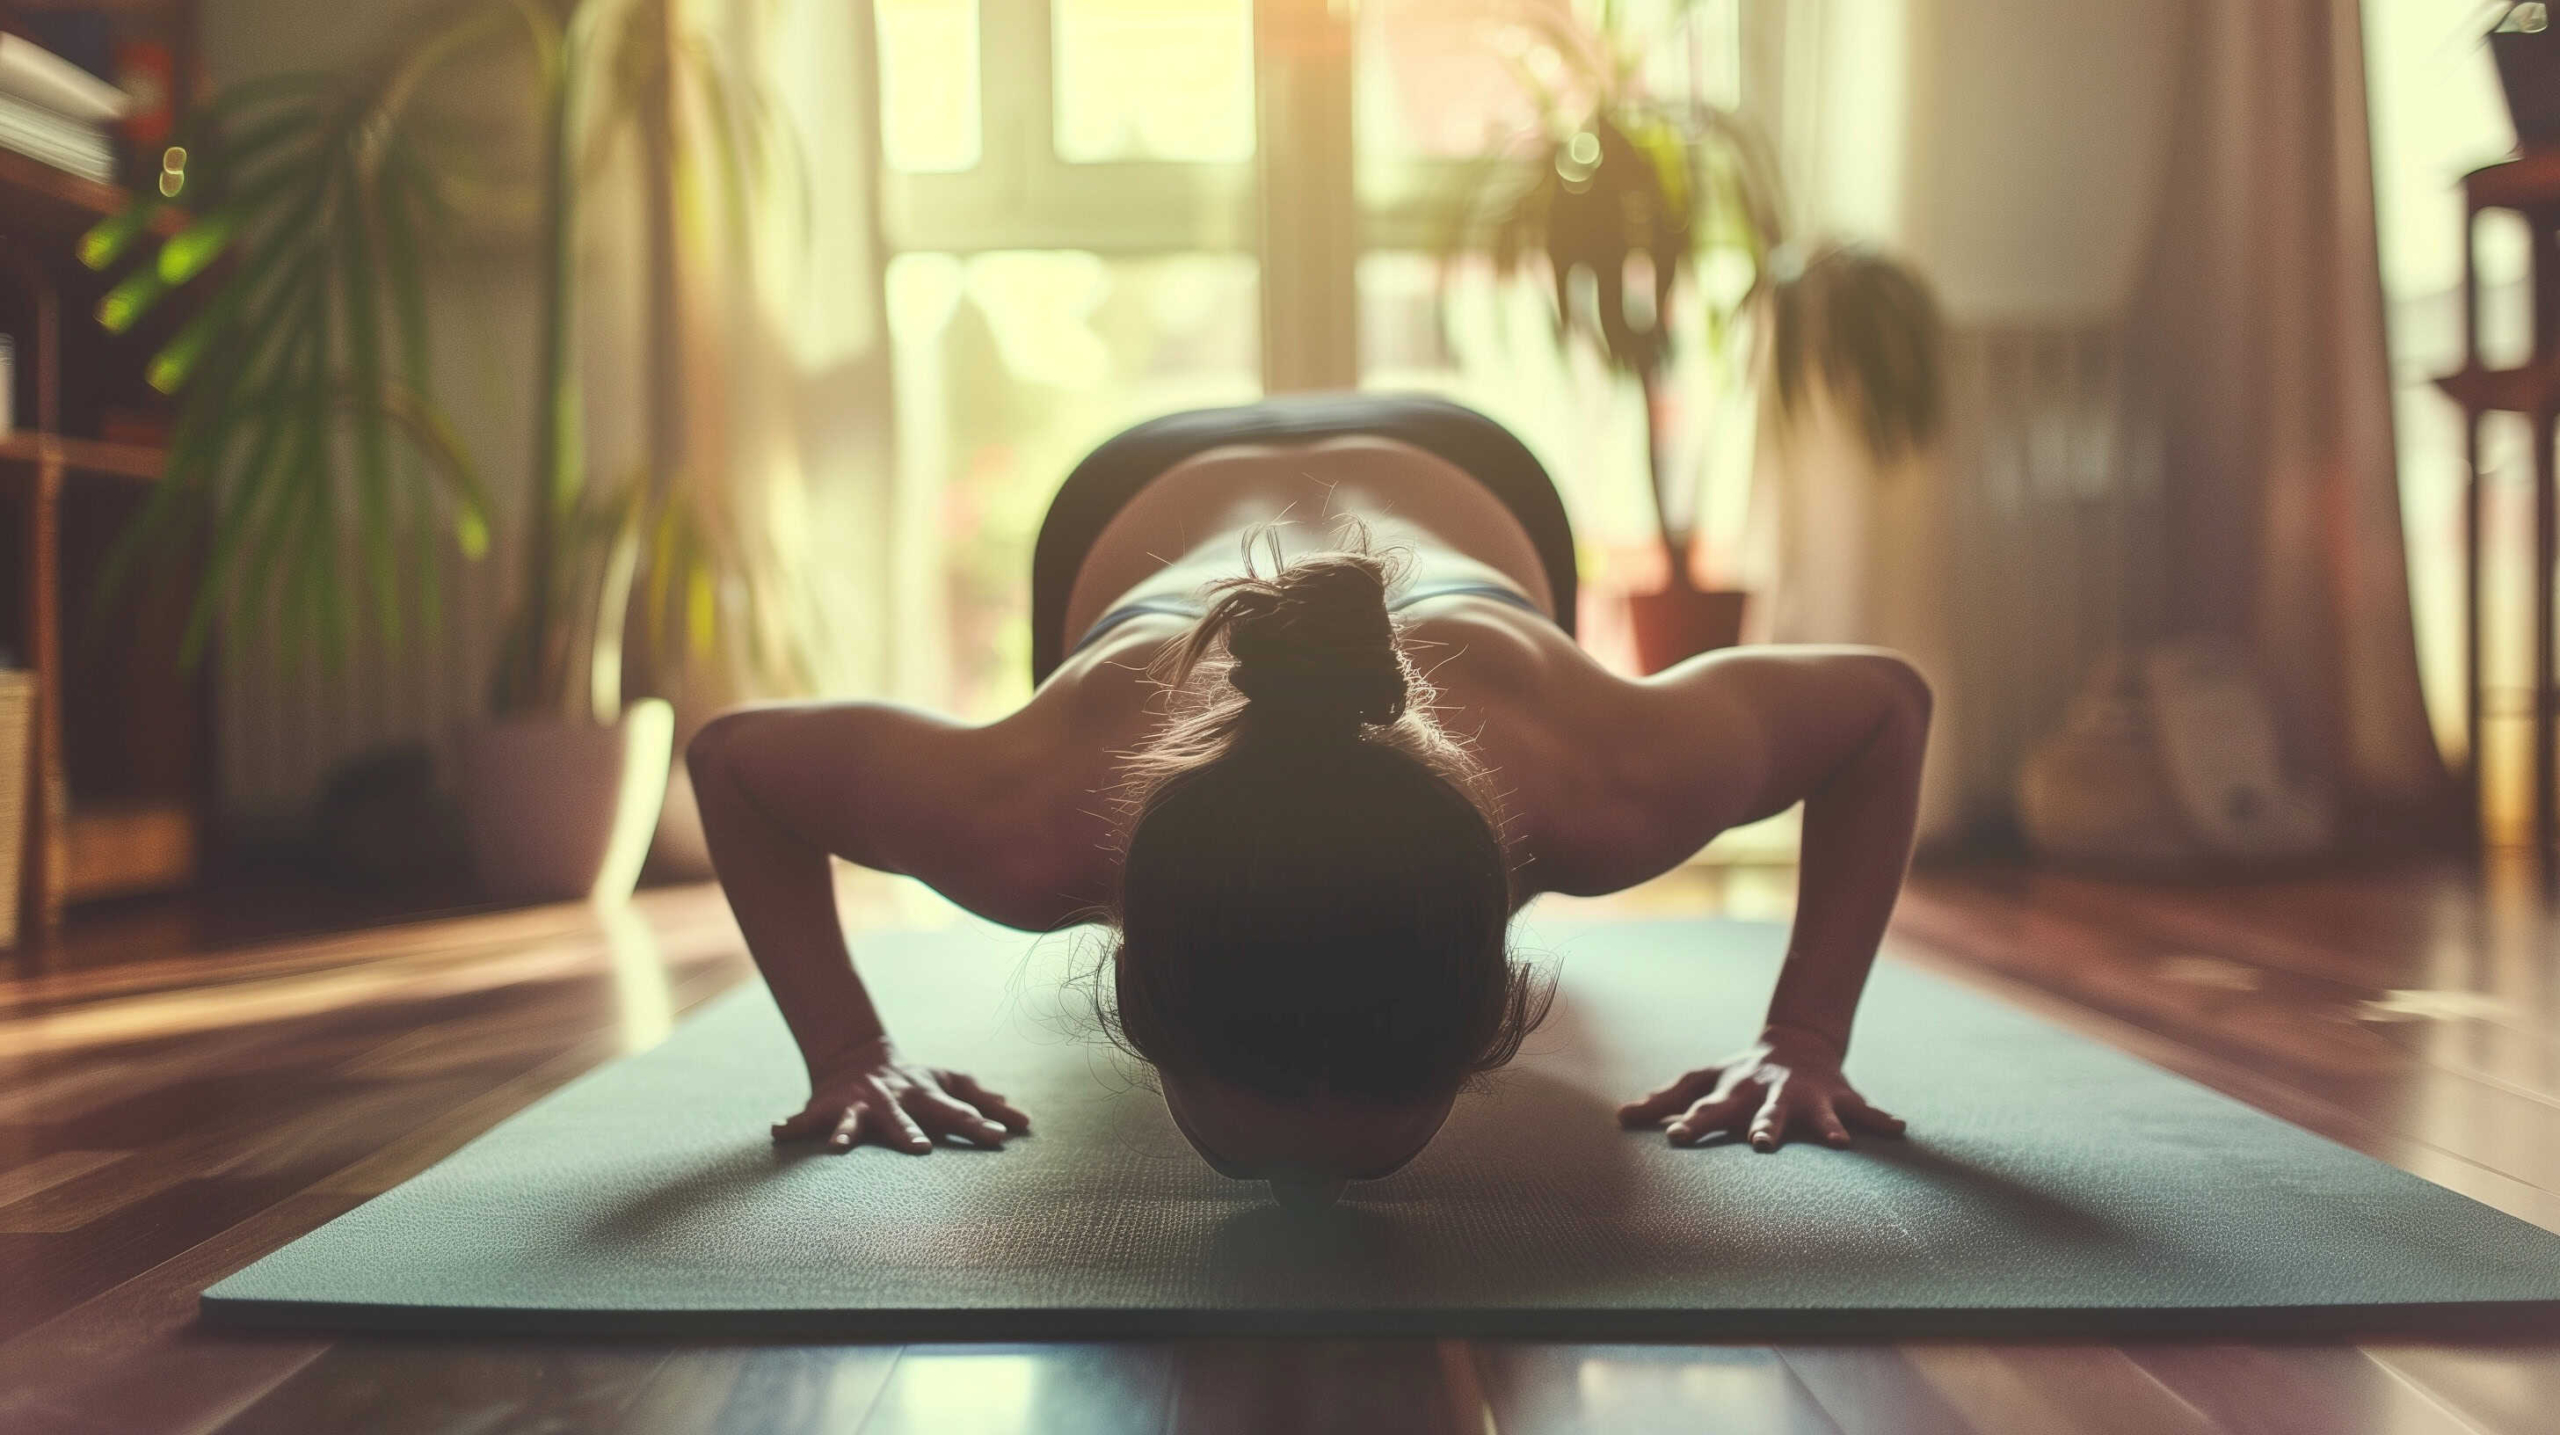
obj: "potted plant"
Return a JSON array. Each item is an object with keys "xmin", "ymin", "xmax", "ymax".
[
  {"xmin": 81, "ymin": 0, "xmax": 794, "ymax": 904},
  {"xmin": 1445, "ymin": 1, "xmax": 1944, "ymax": 671}
]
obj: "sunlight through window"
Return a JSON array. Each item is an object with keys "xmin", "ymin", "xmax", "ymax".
[
  {"xmin": 1053, "ymin": 0, "xmax": 1255, "ymax": 163},
  {"xmin": 878, "ymin": 0, "xmax": 983, "ymax": 172},
  {"xmin": 888, "ymin": 252, "xmax": 1261, "ymax": 716}
]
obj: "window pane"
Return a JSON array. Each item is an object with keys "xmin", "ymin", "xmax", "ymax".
[
  {"xmin": 1356, "ymin": 1, "xmax": 1741, "ymax": 219},
  {"xmin": 1357, "ymin": 0, "xmax": 1734, "ymax": 165},
  {"xmin": 1356, "ymin": 0, "xmax": 1547, "ymax": 165},
  {"xmin": 1054, "ymin": 0, "xmax": 1254, "ymax": 163},
  {"xmin": 878, "ymin": 0, "xmax": 981, "ymax": 172},
  {"xmin": 888, "ymin": 252, "xmax": 1261, "ymax": 717},
  {"xmin": 1628, "ymin": 0, "xmax": 1740, "ymax": 111}
]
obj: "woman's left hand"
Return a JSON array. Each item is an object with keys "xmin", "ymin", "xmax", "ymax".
[{"xmin": 1616, "ymin": 1025, "xmax": 1906, "ymax": 1152}]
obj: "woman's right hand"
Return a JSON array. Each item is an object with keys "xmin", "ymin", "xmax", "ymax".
[{"xmin": 771, "ymin": 1036, "xmax": 1033, "ymax": 1154}]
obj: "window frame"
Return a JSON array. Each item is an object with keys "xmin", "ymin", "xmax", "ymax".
[
  {"xmin": 875, "ymin": 0, "xmax": 1778, "ymax": 385},
  {"xmin": 881, "ymin": 0, "xmax": 1259, "ymax": 256}
]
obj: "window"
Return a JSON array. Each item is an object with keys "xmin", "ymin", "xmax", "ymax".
[
  {"xmin": 1354, "ymin": 0, "xmax": 1754, "ymax": 650},
  {"xmin": 1053, "ymin": 0, "xmax": 1255, "ymax": 163},
  {"xmin": 874, "ymin": 0, "xmax": 1756, "ymax": 715},
  {"xmin": 876, "ymin": 0, "xmax": 1261, "ymax": 716}
]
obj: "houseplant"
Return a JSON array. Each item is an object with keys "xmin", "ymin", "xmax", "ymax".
[
  {"xmin": 1444, "ymin": 0, "xmax": 1944, "ymax": 670},
  {"xmin": 82, "ymin": 0, "xmax": 795, "ymax": 903}
]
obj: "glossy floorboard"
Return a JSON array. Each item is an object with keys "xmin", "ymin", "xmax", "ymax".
[{"xmin": 0, "ymin": 856, "xmax": 2554, "ymax": 1433}]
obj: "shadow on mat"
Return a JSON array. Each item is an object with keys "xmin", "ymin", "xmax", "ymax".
[
  {"xmin": 1197, "ymin": 1060, "xmax": 1645, "ymax": 1300},
  {"xmin": 572, "ymin": 1135, "xmax": 1011, "ymax": 1253},
  {"xmin": 1851, "ymin": 1140, "xmax": 2135, "ymax": 1249}
]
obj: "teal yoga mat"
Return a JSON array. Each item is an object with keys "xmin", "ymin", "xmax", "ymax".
[{"xmin": 203, "ymin": 917, "xmax": 2560, "ymax": 1337}]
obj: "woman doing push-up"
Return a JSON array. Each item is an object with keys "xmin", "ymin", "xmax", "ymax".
[{"xmin": 691, "ymin": 396, "xmax": 1928, "ymax": 1209}]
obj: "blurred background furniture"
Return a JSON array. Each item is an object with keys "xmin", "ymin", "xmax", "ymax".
[
  {"xmin": 2434, "ymin": 151, "xmax": 2560, "ymax": 860},
  {"xmin": 1, "ymin": 1, "xmax": 207, "ymax": 957}
]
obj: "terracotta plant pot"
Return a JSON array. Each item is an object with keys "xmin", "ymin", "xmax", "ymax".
[
  {"xmin": 1626, "ymin": 580, "xmax": 1748, "ymax": 675},
  {"xmin": 454, "ymin": 699, "xmax": 674, "ymax": 906},
  {"xmin": 643, "ymin": 756, "xmax": 716, "ymax": 883}
]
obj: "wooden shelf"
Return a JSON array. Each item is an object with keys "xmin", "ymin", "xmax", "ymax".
[
  {"xmin": 0, "ymin": 431, "xmax": 167, "ymax": 482},
  {"xmin": 0, "ymin": 145, "xmax": 128, "ymax": 220},
  {"xmin": 63, "ymin": 797, "xmax": 195, "ymax": 903},
  {"xmin": 0, "ymin": 147, "xmax": 185, "ymax": 250},
  {"xmin": 2439, "ymin": 151, "xmax": 2560, "ymax": 858},
  {"xmin": 3, "ymin": 2, "xmax": 212, "ymax": 958},
  {"xmin": 2433, "ymin": 363, "xmax": 2560, "ymax": 417},
  {"xmin": 2464, "ymin": 150, "xmax": 2560, "ymax": 213}
]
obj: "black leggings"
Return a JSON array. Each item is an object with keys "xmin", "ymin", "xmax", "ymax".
[{"xmin": 1028, "ymin": 393, "xmax": 1579, "ymax": 685}]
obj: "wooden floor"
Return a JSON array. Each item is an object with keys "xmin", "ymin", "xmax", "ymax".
[{"xmin": 2, "ymin": 855, "xmax": 2557, "ymax": 1433}]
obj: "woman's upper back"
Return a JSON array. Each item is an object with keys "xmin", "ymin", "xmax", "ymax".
[{"xmin": 1019, "ymin": 570, "xmax": 1679, "ymax": 922}]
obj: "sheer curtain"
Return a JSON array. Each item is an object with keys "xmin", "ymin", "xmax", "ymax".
[
  {"xmin": 1755, "ymin": 0, "xmax": 2448, "ymax": 847},
  {"xmin": 2125, "ymin": 0, "xmax": 2451, "ymax": 828},
  {"xmin": 1750, "ymin": 0, "xmax": 2182, "ymax": 845},
  {"xmin": 575, "ymin": 0, "xmax": 899, "ymax": 872}
]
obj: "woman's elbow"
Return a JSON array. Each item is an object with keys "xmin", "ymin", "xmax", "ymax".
[
  {"xmin": 1854, "ymin": 652, "xmax": 1934, "ymax": 740},
  {"xmin": 686, "ymin": 708, "xmax": 762, "ymax": 794}
]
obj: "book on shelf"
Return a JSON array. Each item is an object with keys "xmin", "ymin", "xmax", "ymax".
[
  {"xmin": 0, "ymin": 33, "xmax": 125, "ymax": 184},
  {"xmin": 0, "ymin": 91, "xmax": 114, "ymax": 182},
  {"xmin": 0, "ymin": 34, "xmax": 131, "ymax": 124}
]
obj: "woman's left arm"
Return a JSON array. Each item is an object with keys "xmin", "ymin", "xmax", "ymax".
[{"xmin": 1605, "ymin": 646, "xmax": 1932, "ymax": 1151}]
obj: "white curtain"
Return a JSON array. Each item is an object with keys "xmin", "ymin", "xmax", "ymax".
[
  {"xmin": 576, "ymin": 0, "xmax": 903, "ymax": 723},
  {"xmin": 572, "ymin": 0, "xmax": 900, "ymax": 871},
  {"xmin": 1758, "ymin": 0, "xmax": 2450, "ymax": 847},
  {"xmin": 1749, "ymin": 0, "xmax": 2186, "ymax": 846}
]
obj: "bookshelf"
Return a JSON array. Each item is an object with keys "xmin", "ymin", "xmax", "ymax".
[{"xmin": 2, "ymin": 34, "xmax": 207, "ymax": 951}]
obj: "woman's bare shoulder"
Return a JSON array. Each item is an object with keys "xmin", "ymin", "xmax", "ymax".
[
  {"xmin": 921, "ymin": 661, "xmax": 1156, "ymax": 922},
  {"xmin": 695, "ymin": 659, "xmax": 1157, "ymax": 930},
  {"xmin": 1429, "ymin": 628, "xmax": 1913, "ymax": 899},
  {"xmin": 1408, "ymin": 611, "xmax": 1673, "ymax": 897}
]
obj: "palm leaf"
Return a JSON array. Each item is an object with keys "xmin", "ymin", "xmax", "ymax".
[
  {"xmin": 77, "ymin": 199, "xmax": 166, "ymax": 272},
  {"xmin": 379, "ymin": 144, "xmax": 444, "ymax": 633},
  {"xmin": 89, "ymin": 0, "xmax": 525, "ymax": 673},
  {"xmin": 94, "ymin": 266, "xmax": 172, "ymax": 333},
  {"xmin": 177, "ymin": 389, "xmax": 300, "ymax": 665}
]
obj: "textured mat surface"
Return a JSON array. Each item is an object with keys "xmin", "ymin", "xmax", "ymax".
[{"xmin": 203, "ymin": 917, "xmax": 2560, "ymax": 1336}]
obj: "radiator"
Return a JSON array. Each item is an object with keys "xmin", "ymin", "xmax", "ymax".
[
  {"xmin": 1938, "ymin": 321, "xmax": 2167, "ymax": 837},
  {"xmin": 215, "ymin": 532, "xmax": 511, "ymax": 828}
]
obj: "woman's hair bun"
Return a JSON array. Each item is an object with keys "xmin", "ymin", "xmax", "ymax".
[{"xmin": 1200, "ymin": 549, "xmax": 1410, "ymax": 734}]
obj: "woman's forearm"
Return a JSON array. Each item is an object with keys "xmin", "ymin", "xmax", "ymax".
[
  {"xmin": 690, "ymin": 728, "xmax": 886, "ymax": 1075},
  {"xmin": 1761, "ymin": 670, "xmax": 1931, "ymax": 1056}
]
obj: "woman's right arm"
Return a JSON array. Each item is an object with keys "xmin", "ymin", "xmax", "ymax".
[{"xmin": 686, "ymin": 700, "xmax": 1081, "ymax": 1154}]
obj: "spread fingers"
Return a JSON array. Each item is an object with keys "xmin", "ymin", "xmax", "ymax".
[
  {"xmin": 1748, "ymin": 1086, "xmax": 1790, "ymax": 1152},
  {"xmin": 879, "ymin": 1099, "xmax": 934, "ymax": 1154},
  {"xmin": 1666, "ymin": 1088, "xmax": 1755, "ymax": 1145},
  {"xmin": 1839, "ymin": 1092, "xmax": 1907, "ymax": 1136},
  {"xmin": 906, "ymin": 1089, "xmax": 1009, "ymax": 1149},
  {"xmin": 771, "ymin": 1107, "xmax": 833, "ymax": 1143},
  {"xmin": 1811, "ymin": 1099, "xmax": 1853, "ymax": 1149},
  {"xmin": 939, "ymin": 1072, "xmax": 1034, "ymax": 1134},
  {"xmin": 1621, "ymin": 1069, "xmax": 1724, "ymax": 1127}
]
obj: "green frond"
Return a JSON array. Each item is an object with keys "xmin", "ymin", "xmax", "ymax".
[
  {"xmin": 154, "ymin": 209, "xmax": 238, "ymax": 285},
  {"xmin": 95, "ymin": 266, "xmax": 172, "ymax": 333},
  {"xmin": 79, "ymin": 200, "xmax": 163, "ymax": 271}
]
